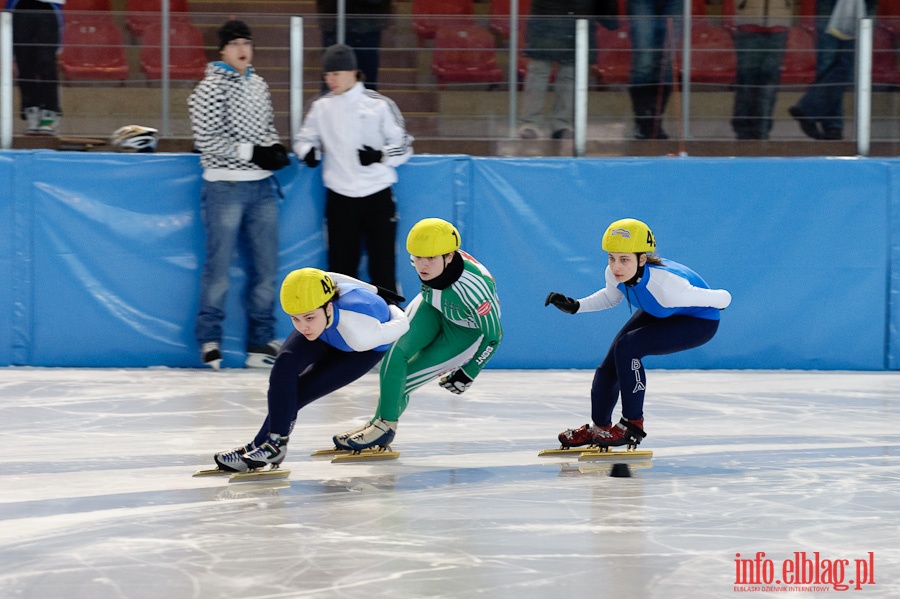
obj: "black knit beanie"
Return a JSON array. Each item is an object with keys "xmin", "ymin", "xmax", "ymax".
[
  {"xmin": 321, "ymin": 44, "xmax": 358, "ymax": 72},
  {"xmin": 218, "ymin": 20, "xmax": 253, "ymax": 50}
]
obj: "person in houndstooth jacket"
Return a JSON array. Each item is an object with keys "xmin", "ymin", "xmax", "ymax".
[{"xmin": 188, "ymin": 20, "xmax": 290, "ymax": 371}]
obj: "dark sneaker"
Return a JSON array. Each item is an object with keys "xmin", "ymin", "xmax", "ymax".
[{"xmin": 788, "ymin": 106, "xmax": 822, "ymax": 140}]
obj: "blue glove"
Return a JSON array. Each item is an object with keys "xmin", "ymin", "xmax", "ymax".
[{"xmin": 439, "ymin": 369, "xmax": 473, "ymax": 394}]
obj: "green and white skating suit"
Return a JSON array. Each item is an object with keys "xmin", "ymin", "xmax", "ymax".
[{"xmin": 374, "ymin": 250, "xmax": 503, "ymax": 421}]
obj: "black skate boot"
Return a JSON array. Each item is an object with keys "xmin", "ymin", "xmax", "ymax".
[
  {"xmin": 592, "ymin": 417, "xmax": 647, "ymax": 448},
  {"xmin": 241, "ymin": 434, "xmax": 288, "ymax": 469}
]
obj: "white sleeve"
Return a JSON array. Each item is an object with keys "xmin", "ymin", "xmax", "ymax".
[
  {"xmin": 378, "ymin": 97, "xmax": 413, "ymax": 168},
  {"xmin": 292, "ymin": 101, "xmax": 322, "ymax": 157},
  {"xmin": 649, "ymin": 270, "xmax": 733, "ymax": 309},
  {"xmin": 575, "ymin": 267, "xmax": 624, "ymax": 313},
  {"xmin": 338, "ymin": 305, "xmax": 409, "ymax": 351}
]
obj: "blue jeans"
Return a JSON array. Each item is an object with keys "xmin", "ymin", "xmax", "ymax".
[
  {"xmin": 196, "ymin": 178, "xmax": 278, "ymax": 347},
  {"xmin": 627, "ymin": 0, "xmax": 680, "ymax": 133},
  {"xmin": 732, "ymin": 30, "xmax": 788, "ymax": 139},
  {"xmin": 793, "ymin": 0, "xmax": 856, "ymax": 133}
]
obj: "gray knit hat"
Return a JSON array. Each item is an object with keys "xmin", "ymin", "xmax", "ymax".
[
  {"xmin": 218, "ymin": 20, "xmax": 252, "ymax": 51},
  {"xmin": 322, "ymin": 44, "xmax": 358, "ymax": 72}
]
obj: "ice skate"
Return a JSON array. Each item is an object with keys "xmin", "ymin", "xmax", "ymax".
[
  {"xmin": 346, "ymin": 418, "xmax": 396, "ymax": 451},
  {"xmin": 192, "ymin": 442, "xmax": 254, "ymax": 476},
  {"xmin": 558, "ymin": 423, "xmax": 604, "ymax": 449},
  {"xmin": 201, "ymin": 342, "xmax": 222, "ymax": 370},
  {"xmin": 241, "ymin": 434, "xmax": 287, "ymax": 469},
  {"xmin": 333, "ymin": 421, "xmax": 370, "ymax": 450},
  {"xmin": 245, "ymin": 340, "xmax": 281, "ymax": 368},
  {"xmin": 591, "ymin": 417, "xmax": 647, "ymax": 449}
]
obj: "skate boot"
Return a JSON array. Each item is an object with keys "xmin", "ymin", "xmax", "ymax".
[
  {"xmin": 592, "ymin": 417, "xmax": 647, "ymax": 448},
  {"xmin": 241, "ymin": 434, "xmax": 288, "ymax": 469},
  {"xmin": 333, "ymin": 421, "xmax": 371, "ymax": 450},
  {"xmin": 214, "ymin": 442, "xmax": 255, "ymax": 473},
  {"xmin": 346, "ymin": 418, "xmax": 397, "ymax": 451},
  {"xmin": 558, "ymin": 423, "xmax": 606, "ymax": 448}
]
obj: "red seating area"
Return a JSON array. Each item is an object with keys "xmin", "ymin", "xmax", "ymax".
[
  {"xmin": 432, "ymin": 25, "xmax": 503, "ymax": 87},
  {"xmin": 139, "ymin": 20, "xmax": 207, "ymax": 80},
  {"xmin": 58, "ymin": 0, "xmax": 208, "ymax": 82},
  {"xmin": 412, "ymin": 0, "xmax": 475, "ymax": 45},
  {"xmin": 60, "ymin": 0, "xmax": 130, "ymax": 81}
]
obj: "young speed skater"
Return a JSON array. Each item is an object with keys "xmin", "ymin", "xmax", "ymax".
[
  {"xmin": 332, "ymin": 217, "xmax": 504, "ymax": 451},
  {"xmin": 212, "ymin": 268, "xmax": 409, "ymax": 472},
  {"xmin": 545, "ymin": 218, "xmax": 732, "ymax": 449}
]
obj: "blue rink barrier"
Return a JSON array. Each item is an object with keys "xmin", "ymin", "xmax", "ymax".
[{"xmin": 2, "ymin": 150, "xmax": 899, "ymax": 370}]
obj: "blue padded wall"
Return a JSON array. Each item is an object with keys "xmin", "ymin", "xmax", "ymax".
[{"xmin": 2, "ymin": 150, "xmax": 898, "ymax": 370}]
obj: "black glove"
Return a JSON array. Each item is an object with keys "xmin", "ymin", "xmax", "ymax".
[
  {"xmin": 545, "ymin": 292, "xmax": 579, "ymax": 314},
  {"xmin": 358, "ymin": 145, "xmax": 383, "ymax": 166},
  {"xmin": 375, "ymin": 286, "xmax": 406, "ymax": 306},
  {"xmin": 439, "ymin": 369, "xmax": 473, "ymax": 395},
  {"xmin": 250, "ymin": 143, "xmax": 290, "ymax": 171},
  {"xmin": 303, "ymin": 148, "xmax": 320, "ymax": 168}
]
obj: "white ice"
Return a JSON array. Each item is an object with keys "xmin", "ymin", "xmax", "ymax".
[{"xmin": 1, "ymin": 368, "xmax": 898, "ymax": 599}]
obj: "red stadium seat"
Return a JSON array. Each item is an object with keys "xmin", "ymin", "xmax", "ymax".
[
  {"xmin": 872, "ymin": 24, "xmax": 900, "ymax": 85},
  {"xmin": 432, "ymin": 25, "xmax": 504, "ymax": 87},
  {"xmin": 125, "ymin": 0, "xmax": 192, "ymax": 38},
  {"xmin": 59, "ymin": 18, "xmax": 130, "ymax": 81},
  {"xmin": 412, "ymin": 0, "xmax": 474, "ymax": 45},
  {"xmin": 677, "ymin": 23, "xmax": 737, "ymax": 85},
  {"xmin": 780, "ymin": 26, "xmax": 816, "ymax": 85},
  {"xmin": 593, "ymin": 25, "xmax": 632, "ymax": 85},
  {"xmin": 139, "ymin": 20, "xmax": 207, "ymax": 81},
  {"xmin": 489, "ymin": 0, "xmax": 530, "ymax": 40}
]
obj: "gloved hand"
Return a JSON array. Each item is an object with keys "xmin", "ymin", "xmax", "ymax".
[
  {"xmin": 439, "ymin": 369, "xmax": 473, "ymax": 395},
  {"xmin": 303, "ymin": 148, "xmax": 320, "ymax": 168},
  {"xmin": 250, "ymin": 143, "xmax": 290, "ymax": 171},
  {"xmin": 545, "ymin": 292, "xmax": 579, "ymax": 314},
  {"xmin": 375, "ymin": 286, "xmax": 405, "ymax": 306},
  {"xmin": 358, "ymin": 145, "xmax": 383, "ymax": 166}
]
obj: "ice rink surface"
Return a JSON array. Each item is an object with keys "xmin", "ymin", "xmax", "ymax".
[{"xmin": 1, "ymin": 368, "xmax": 898, "ymax": 599}]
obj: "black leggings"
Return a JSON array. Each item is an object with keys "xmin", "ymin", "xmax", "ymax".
[
  {"xmin": 253, "ymin": 329, "xmax": 384, "ymax": 444},
  {"xmin": 590, "ymin": 310, "xmax": 719, "ymax": 425}
]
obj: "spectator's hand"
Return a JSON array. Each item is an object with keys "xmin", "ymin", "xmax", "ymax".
[
  {"xmin": 375, "ymin": 286, "xmax": 405, "ymax": 306},
  {"xmin": 439, "ymin": 369, "xmax": 473, "ymax": 395},
  {"xmin": 250, "ymin": 143, "xmax": 290, "ymax": 171},
  {"xmin": 358, "ymin": 145, "xmax": 383, "ymax": 166},
  {"xmin": 303, "ymin": 148, "xmax": 320, "ymax": 168},
  {"xmin": 545, "ymin": 292, "xmax": 579, "ymax": 314}
]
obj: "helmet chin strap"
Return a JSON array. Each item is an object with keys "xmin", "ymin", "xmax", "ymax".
[{"xmin": 624, "ymin": 254, "xmax": 646, "ymax": 287}]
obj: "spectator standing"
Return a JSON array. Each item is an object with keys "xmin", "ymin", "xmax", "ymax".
[
  {"xmin": 731, "ymin": 0, "xmax": 794, "ymax": 139},
  {"xmin": 293, "ymin": 44, "xmax": 413, "ymax": 295},
  {"xmin": 519, "ymin": 0, "xmax": 618, "ymax": 140},
  {"xmin": 7, "ymin": 0, "xmax": 63, "ymax": 135},
  {"xmin": 788, "ymin": 0, "xmax": 875, "ymax": 140},
  {"xmin": 188, "ymin": 20, "xmax": 290, "ymax": 370},
  {"xmin": 627, "ymin": 0, "xmax": 680, "ymax": 139},
  {"xmin": 317, "ymin": 0, "xmax": 393, "ymax": 90}
]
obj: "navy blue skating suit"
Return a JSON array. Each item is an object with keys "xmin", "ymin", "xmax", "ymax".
[
  {"xmin": 575, "ymin": 259, "xmax": 732, "ymax": 426},
  {"xmin": 253, "ymin": 276, "xmax": 409, "ymax": 446}
]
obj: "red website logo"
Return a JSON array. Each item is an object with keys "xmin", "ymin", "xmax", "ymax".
[{"xmin": 734, "ymin": 552, "xmax": 876, "ymax": 592}]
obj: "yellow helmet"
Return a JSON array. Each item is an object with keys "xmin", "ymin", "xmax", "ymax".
[
  {"xmin": 280, "ymin": 268, "xmax": 336, "ymax": 314},
  {"xmin": 601, "ymin": 218, "xmax": 657, "ymax": 253},
  {"xmin": 406, "ymin": 218, "xmax": 461, "ymax": 257}
]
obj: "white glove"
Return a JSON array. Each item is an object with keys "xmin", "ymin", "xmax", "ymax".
[{"xmin": 439, "ymin": 369, "xmax": 473, "ymax": 394}]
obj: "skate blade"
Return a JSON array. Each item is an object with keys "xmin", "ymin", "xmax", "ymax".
[
  {"xmin": 193, "ymin": 468, "xmax": 232, "ymax": 477},
  {"xmin": 538, "ymin": 447, "xmax": 594, "ymax": 457},
  {"xmin": 311, "ymin": 448, "xmax": 351, "ymax": 457},
  {"xmin": 578, "ymin": 449, "xmax": 653, "ymax": 461},
  {"xmin": 331, "ymin": 447, "xmax": 399, "ymax": 463},
  {"xmin": 228, "ymin": 467, "xmax": 291, "ymax": 483}
]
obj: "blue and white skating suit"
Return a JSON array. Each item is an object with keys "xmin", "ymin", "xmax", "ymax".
[
  {"xmin": 255, "ymin": 274, "xmax": 409, "ymax": 444},
  {"xmin": 578, "ymin": 259, "xmax": 731, "ymax": 427},
  {"xmin": 576, "ymin": 260, "xmax": 732, "ymax": 318}
]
